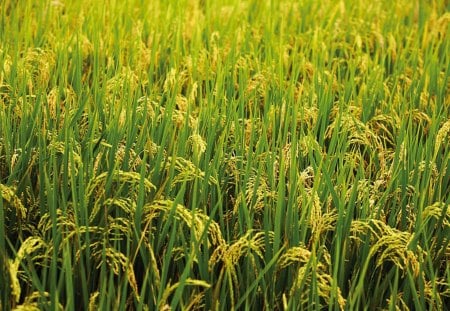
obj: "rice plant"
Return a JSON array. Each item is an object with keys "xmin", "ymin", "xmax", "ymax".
[{"xmin": 0, "ymin": 0, "xmax": 448, "ymax": 310}]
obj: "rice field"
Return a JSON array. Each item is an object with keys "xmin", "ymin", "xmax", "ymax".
[{"xmin": 0, "ymin": 0, "xmax": 449, "ymax": 310}]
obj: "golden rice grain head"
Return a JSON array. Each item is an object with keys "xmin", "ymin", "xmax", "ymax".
[
  {"xmin": 244, "ymin": 172, "xmax": 276, "ymax": 213},
  {"xmin": 166, "ymin": 156, "xmax": 218, "ymax": 188},
  {"xmin": 127, "ymin": 262, "xmax": 140, "ymax": 301},
  {"xmin": 0, "ymin": 83, "xmax": 13, "ymax": 110},
  {"xmin": 285, "ymin": 247, "xmax": 346, "ymax": 310},
  {"xmin": 387, "ymin": 295, "xmax": 411, "ymax": 311},
  {"xmin": 297, "ymin": 166, "xmax": 315, "ymax": 189},
  {"xmin": 136, "ymin": 96, "xmax": 157, "ymax": 119},
  {"xmin": 37, "ymin": 209, "xmax": 77, "ymax": 238},
  {"xmin": 311, "ymin": 211, "xmax": 338, "ymax": 244},
  {"xmin": 159, "ymin": 304, "xmax": 171, "ymax": 311},
  {"xmin": 350, "ymin": 220, "xmax": 380, "ymax": 244},
  {"xmin": 46, "ymin": 87, "xmax": 68, "ymax": 120},
  {"xmin": 141, "ymin": 239, "xmax": 161, "ymax": 289},
  {"xmin": 86, "ymin": 170, "xmax": 156, "ymax": 202},
  {"xmin": 210, "ymin": 230, "xmax": 271, "ymax": 270},
  {"xmin": 92, "ymin": 246, "xmax": 128, "ymax": 276},
  {"xmin": 278, "ymin": 246, "xmax": 311, "ymax": 269},
  {"xmin": 316, "ymin": 273, "xmax": 346, "ymax": 310},
  {"xmin": 9, "ymin": 237, "xmax": 47, "ymax": 303},
  {"xmin": 88, "ymin": 292, "xmax": 99, "ymax": 311},
  {"xmin": 23, "ymin": 48, "xmax": 56, "ymax": 88},
  {"xmin": 208, "ymin": 230, "xmax": 272, "ymax": 307},
  {"xmin": 356, "ymin": 220, "xmax": 426, "ymax": 277},
  {"xmin": 47, "ymin": 139, "xmax": 82, "ymax": 176},
  {"xmin": 0, "ymin": 183, "xmax": 26, "ymax": 221},
  {"xmin": 9, "ymin": 258, "xmax": 21, "ymax": 304},
  {"xmin": 175, "ymin": 94, "xmax": 188, "ymax": 112},
  {"xmin": 158, "ymin": 279, "xmax": 210, "ymax": 310},
  {"xmin": 184, "ymin": 291, "xmax": 208, "ymax": 311},
  {"xmin": 105, "ymin": 67, "xmax": 139, "ymax": 100},
  {"xmin": 188, "ymin": 81, "xmax": 198, "ymax": 105},
  {"xmin": 89, "ymin": 198, "xmax": 136, "ymax": 224},
  {"xmin": 163, "ymin": 68, "xmax": 178, "ymax": 93},
  {"xmin": 299, "ymin": 135, "xmax": 322, "ymax": 157},
  {"xmin": 0, "ymin": 50, "xmax": 12, "ymax": 79},
  {"xmin": 309, "ymin": 192, "xmax": 322, "ymax": 236},
  {"xmin": 421, "ymin": 202, "xmax": 448, "ymax": 224},
  {"xmin": 435, "ymin": 119, "xmax": 450, "ymax": 156},
  {"xmin": 188, "ymin": 133, "xmax": 207, "ymax": 158},
  {"xmin": 144, "ymin": 139, "xmax": 160, "ymax": 157},
  {"xmin": 13, "ymin": 291, "xmax": 62, "ymax": 311},
  {"xmin": 144, "ymin": 200, "xmax": 225, "ymax": 249}
]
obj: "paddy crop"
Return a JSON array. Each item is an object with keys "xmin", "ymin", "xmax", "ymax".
[{"xmin": 0, "ymin": 0, "xmax": 449, "ymax": 310}]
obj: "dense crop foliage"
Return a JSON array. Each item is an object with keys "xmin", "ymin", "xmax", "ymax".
[{"xmin": 0, "ymin": 0, "xmax": 449, "ymax": 310}]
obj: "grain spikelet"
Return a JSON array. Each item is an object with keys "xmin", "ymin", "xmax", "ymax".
[
  {"xmin": 421, "ymin": 202, "xmax": 448, "ymax": 222},
  {"xmin": 299, "ymin": 135, "xmax": 322, "ymax": 157},
  {"xmin": 89, "ymin": 198, "xmax": 136, "ymax": 224},
  {"xmin": 182, "ymin": 0, "xmax": 205, "ymax": 41},
  {"xmin": 0, "ymin": 49, "xmax": 12, "ymax": 81},
  {"xmin": 38, "ymin": 210, "xmax": 88, "ymax": 263},
  {"xmin": 13, "ymin": 303, "xmax": 41, "ymax": 310},
  {"xmin": 351, "ymin": 220, "xmax": 425, "ymax": 276},
  {"xmin": 349, "ymin": 220, "xmax": 374, "ymax": 244},
  {"xmin": 127, "ymin": 261, "xmax": 140, "ymax": 301},
  {"xmin": 12, "ymin": 291, "xmax": 62, "ymax": 311},
  {"xmin": 245, "ymin": 71, "xmax": 275, "ymax": 109},
  {"xmin": 170, "ymin": 108, "xmax": 199, "ymax": 129},
  {"xmin": 45, "ymin": 86, "xmax": 77, "ymax": 128},
  {"xmin": 88, "ymin": 292, "xmax": 100, "ymax": 311},
  {"xmin": 9, "ymin": 237, "xmax": 46, "ymax": 303},
  {"xmin": 296, "ymin": 106, "xmax": 318, "ymax": 130},
  {"xmin": 166, "ymin": 156, "xmax": 218, "ymax": 187},
  {"xmin": 158, "ymin": 278, "xmax": 210, "ymax": 310},
  {"xmin": 298, "ymin": 166, "xmax": 315, "ymax": 189},
  {"xmin": 93, "ymin": 141, "xmax": 144, "ymax": 173},
  {"xmin": 370, "ymin": 231, "xmax": 422, "ymax": 277},
  {"xmin": 105, "ymin": 67, "xmax": 139, "ymax": 100},
  {"xmin": 188, "ymin": 133, "xmax": 207, "ymax": 159},
  {"xmin": 368, "ymin": 113, "xmax": 400, "ymax": 148},
  {"xmin": 144, "ymin": 139, "xmax": 161, "ymax": 158},
  {"xmin": 144, "ymin": 200, "xmax": 225, "ymax": 248},
  {"xmin": 209, "ymin": 230, "xmax": 272, "ymax": 269},
  {"xmin": 398, "ymin": 141, "xmax": 407, "ymax": 169},
  {"xmin": 20, "ymin": 48, "xmax": 55, "ymax": 90},
  {"xmin": 91, "ymin": 244, "xmax": 139, "ymax": 298},
  {"xmin": 244, "ymin": 172, "xmax": 276, "ymax": 213},
  {"xmin": 209, "ymin": 230, "xmax": 273, "ymax": 304},
  {"xmin": 327, "ymin": 109, "xmax": 380, "ymax": 150},
  {"xmin": 103, "ymin": 217, "xmax": 132, "ymax": 242},
  {"xmin": 435, "ymin": 119, "xmax": 450, "ymax": 157},
  {"xmin": 309, "ymin": 193, "xmax": 337, "ymax": 243},
  {"xmin": 185, "ymin": 291, "xmax": 207, "ymax": 311},
  {"xmin": 136, "ymin": 96, "xmax": 157, "ymax": 120},
  {"xmin": 143, "ymin": 239, "xmax": 161, "ymax": 288},
  {"xmin": 408, "ymin": 161, "xmax": 439, "ymax": 181},
  {"xmin": 278, "ymin": 245, "xmax": 312, "ymax": 269},
  {"xmin": 278, "ymin": 246, "xmax": 346, "ymax": 310},
  {"xmin": 421, "ymin": 202, "xmax": 450, "ymax": 263},
  {"xmin": 351, "ymin": 177, "xmax": 389, "ymax": 213},
  {"xmin": 163, "ymin": 68, "xmax": 177, "ymax": 93},
  {"xmin": 47, "ymin": 139, "xmax": 82, "ymax": 175},
  {"xmin": 314, "ymin": 272, "xmax": 346, "ymax": 310},
  {"xmin": 407, "ymin": 109, "xmax": 432, "ymax": 133},
  {"xmin": 0, "ymin": 183, "xmax": 26, "ymax": 220},
  {"xmin": 86, "ymin": 170, "xmax": 156, "ymax": 201},
  {"xmin": 175, "ymin": 94, "xmax": 188, "ymax": 112},
  {"xmin": 385, "ymin": 293, "xmax": 410, "ymax": 311}
]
